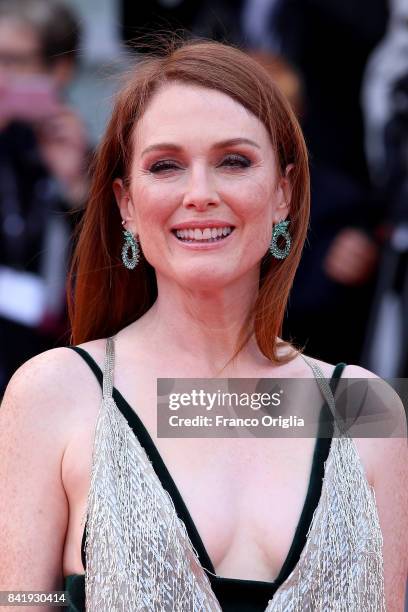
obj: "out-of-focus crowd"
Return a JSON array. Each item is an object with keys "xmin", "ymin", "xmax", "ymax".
[{"xmin": 1, "ymin": 0, "xmax": 407, "ymax": 395}]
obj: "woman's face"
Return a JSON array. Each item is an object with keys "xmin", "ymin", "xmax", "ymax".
[
  {"xmin": 0, "ymin": 18, "xmax": 45, "ymax": 76},
  {"xmin": 114, "ymin": 82, "xmax": 291, "ymax": 290}
]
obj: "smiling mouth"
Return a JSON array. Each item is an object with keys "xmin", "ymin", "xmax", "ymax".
[{"xmin": 172, "ymin": 226, "xmax": 235, "ymax": 243}]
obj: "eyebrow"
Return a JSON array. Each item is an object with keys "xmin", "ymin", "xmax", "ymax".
[{"xmin": 141, "ymin": 138, "xmax": 261, "ymax": 157}]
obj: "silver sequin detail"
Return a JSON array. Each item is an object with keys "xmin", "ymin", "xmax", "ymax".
[{"xmin": 83, "ymin": 339, "xmax": 386, "ymax": 611}]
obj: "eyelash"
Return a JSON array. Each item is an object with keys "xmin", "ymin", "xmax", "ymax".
[{"xmin": 148, "ymin": 154, "xmax": 252, "ymax": 173}]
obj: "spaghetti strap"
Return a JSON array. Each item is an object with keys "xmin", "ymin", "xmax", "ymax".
[
  {"xmin": 69, "ymin": 342, "xmax": 346, "ymax": 403},
  {"xmin": 332, "ymin": 362, "xmax": 347, "ymax": 380},
  {"xmin": 68, "ymin": 338, "xmax": 115, "ymax": 398},
  {"xmin": 68, "ymin": 346, "xmax": 103, "ymax": 388},
  {"xmin": 301, "ymin": 355, "xmax": 348, "ymax": 434},
  {"xmin": 102, "ymin": 337, "xmax": 115, "ymax": 399}
]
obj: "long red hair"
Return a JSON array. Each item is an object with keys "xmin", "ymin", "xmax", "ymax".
[{"xmin": 68, "ymin": 38, "xmax": 310, "ymax": 364}]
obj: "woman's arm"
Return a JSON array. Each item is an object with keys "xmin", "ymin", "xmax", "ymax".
[
  {"xmin": 0, "ymin": 350, "xmax": 73, "ymax": 609},
  {"xmin": 345, "ymin": 365, "xmax": 408, "ymax": 612},
  {"xmin": 372, "ymin": 431, "xmax": 408, "ymax": 611}
]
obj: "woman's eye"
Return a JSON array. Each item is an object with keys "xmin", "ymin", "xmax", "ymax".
[
  {"xmin": 148, "ymin": 154, "xmax": 251, "ymax": 174},
  {"xmin": 149, "ymin": 160, "xmax": 180, "ymax": 173},
  {"xmin": 221, "ymin": 154, "xmax": 251, "ymax": 168}
]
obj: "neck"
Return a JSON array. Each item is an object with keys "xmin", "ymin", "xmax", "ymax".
[{"xmin": 133, "ymin": 271, "xmax": 267, "ymax": 375}]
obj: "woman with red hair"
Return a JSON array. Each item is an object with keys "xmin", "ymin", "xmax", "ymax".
[{"xmin": 0, "ymin": 39, "xmax": 406, "ymax": 611}]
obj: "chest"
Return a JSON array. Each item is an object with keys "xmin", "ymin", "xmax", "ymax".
[
  {"xmin": 122, "ymin": 380, "xmax": 316, "ymax": 580},
  {"xmin": 163, "ymin": 438, "xmax": 316, "ymax": 580}
]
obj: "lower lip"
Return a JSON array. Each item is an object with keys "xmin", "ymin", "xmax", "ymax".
[{"xmin": 171, "ymin": 230, "xmax": 235, "ymax": 250}]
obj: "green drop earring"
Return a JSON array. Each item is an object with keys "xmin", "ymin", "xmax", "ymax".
[
  {"xmin": 121, "ymin": 220, "xmax": 140, "ymax": 269},
  {"xmin": 269, "ymin": 219, "xmax": 291, "ymax": 259}
]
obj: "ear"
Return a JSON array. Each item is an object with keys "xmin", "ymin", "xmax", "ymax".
[
  {"xmin": 273, "ymin": 163, "xmax": 294, "ymax": 224},
  {"xmin": 112, "ymin": 178, "xmax": 138, "ymax": 233}
]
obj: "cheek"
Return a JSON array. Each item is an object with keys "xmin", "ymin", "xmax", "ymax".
[
  {"xmin": 132, "ymin": 184, "xmax": 176, "ymax": 229},
  {"xmin": 234, "ymin": 180, "xmax": 275, "ymax": 226},
  {"xmin": 235, "ymin": 180, "xmax": 276, "ymax": 252}
]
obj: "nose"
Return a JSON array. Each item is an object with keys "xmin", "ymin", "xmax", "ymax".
[{"xmin": 181, "ymin": 163, "xmax": 221, "ymax": 211}]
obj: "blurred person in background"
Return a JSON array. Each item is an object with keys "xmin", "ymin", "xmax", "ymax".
[
  {"xmin": 247, "ymin": 50, "xmax": 304, "ymax": 118},
  {"xmin": 251, "ymin": 0, "xmax": 390, "ymax": 366},
  {"xmin": 361, "ymin": 0, "xmax": 408, "ymax": 377},
  {"xmin": 0, "ymin": 0, "xmax": 89, "ymax": 394}
]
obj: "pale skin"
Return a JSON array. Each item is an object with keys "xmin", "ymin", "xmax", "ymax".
[{"xmin": 0, "ymin": 83, "xmax": 406, "ymax": 611}]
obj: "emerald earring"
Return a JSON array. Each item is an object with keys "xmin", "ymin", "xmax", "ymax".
[
  {"xmin": 121, "ymin": 222, "xmax": 140, "ymax": 269},
  {"xmin": 269, "ymin": 219, "xmax": 291, "ymax": 259}
]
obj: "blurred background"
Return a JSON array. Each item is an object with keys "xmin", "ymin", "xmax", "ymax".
[{"xmin": 1, "ymin": 0, "xmax": 408, "ymax": 398}]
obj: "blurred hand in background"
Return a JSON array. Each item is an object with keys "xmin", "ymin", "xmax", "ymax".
[
  {"xmin": 0, "ymin": 0, "xmax": 88, "ymax": 207},
  {"xmin": 324, "ymin": 228, "xmax": 380, "ymax": 285}
]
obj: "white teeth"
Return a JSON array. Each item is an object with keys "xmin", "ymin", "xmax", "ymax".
[{"xmin": 174, "ymin": 226, "xmax": 233, "ymax": 241}]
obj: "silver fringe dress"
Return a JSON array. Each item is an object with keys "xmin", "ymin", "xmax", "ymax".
[{"xmin": 82, "ymin": 337, "xmax": 386, "ymax": 611}]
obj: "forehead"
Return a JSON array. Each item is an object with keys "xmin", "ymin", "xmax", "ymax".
[{"xmin": 132, "ymin": 82, "xmax": 272, "ymax": 153}]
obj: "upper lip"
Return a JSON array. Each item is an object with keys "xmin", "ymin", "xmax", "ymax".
[{"xmin": 170, "ymin": 220, "xmax": 235, "ymax": 231}]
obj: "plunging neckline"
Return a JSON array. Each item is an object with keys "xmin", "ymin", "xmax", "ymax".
[
  {"xmin": 67, "ymin": 345, "xmax": 344, "ymax": 594},
  {"xmin": 87, "ymin": 384, "xmax": 332, "ymax": 586}
]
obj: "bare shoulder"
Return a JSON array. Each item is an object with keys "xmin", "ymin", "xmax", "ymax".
[
  {"xmin": 300, "ymin": 354, "xmax": 385, "ymax": 380},
  {"xmin": 0, "ymin": 340, "xmax": 110, "ymax": 587},
  {"xmin": 0, "ymin": 343, "xmax": 109, "ymax": 590},
  {"xmin": 331, "ymin": 363, "xmax": 407, "ymax": 478},
  {"xmin": 340, "ymin": 363, "xmax": 379, "ymax": 379},
  {"xmin": 76, "ymin": 337, "xmax": 107, "ymax": 367},
  {"xmin": 339, "ymin": 368, "xmax": 408, "ymax": 610},
  {"xmin": 0, "ymin": 339, "xmax": 114, "ymax": 455},
  {"xmin": 2, "ymin": 342, "xmax": 104, "ymax": 425},
  {"xmin": 299, "ymin": 356, "xmax": 406, "ymax": 468},
  {"xmin": 294, "ymin": 351, "xmax": 342, "ymax": 377},
  {"xmin": 300, "ymin": 357, "xmax": 408, "ymax": 608}
]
